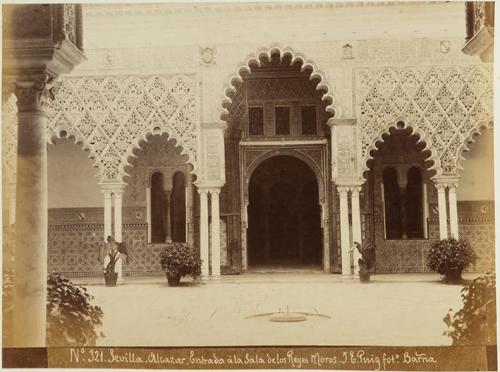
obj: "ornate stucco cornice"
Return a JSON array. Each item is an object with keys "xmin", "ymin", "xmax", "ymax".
[{"xmin": 83, "ymin": 2, "xmax": 443, "ymax": 17}]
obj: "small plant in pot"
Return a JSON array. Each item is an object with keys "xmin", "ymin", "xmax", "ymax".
[
  {"xmin": 427, "ymin": 237, "xmax": 476, "ymax": 284},
  {"xmin": 352, "ymin": 242, "xmax": 376, "ymax": 283},
  {"xmin": 160, "ymin": 243, "xmax": 202, "ymax": 286},
  {"xmin": 103, "ymin": 249, "xmax": 120, "ymax": 287}
]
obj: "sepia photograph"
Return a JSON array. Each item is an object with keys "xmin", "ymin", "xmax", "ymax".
[{"xmin": 1, "ymin": 0, "xmax": 497, "ymax": 370}]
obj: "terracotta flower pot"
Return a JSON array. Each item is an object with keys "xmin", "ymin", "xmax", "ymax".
[
  {"xmin": 104, "ymin": 272, "xmax": 118, "ymax": 286},
  {"xmin": 444, "ymin": 268, "xmax": 463, "ymax": 284},
  {"xmin": 166, "ymin": 273, "xmax": 181, "ymax": 286},
  {"xmin": 359, "ymin": 267, "xmax": 371, "ymax": 283}
]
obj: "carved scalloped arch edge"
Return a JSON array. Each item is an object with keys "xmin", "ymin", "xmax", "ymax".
[
  {"xmin": 47, "ymin": 115, "xmax": 103, "ymax": 181},
  {"xmin": 218, "ymin": 45, "xmax": 341, "ymax": 123},
  {"xmin": 360, "ymin": 119, "xmax": 442, "ymax": 180},
  {"xmin": 117, "ymin": 127, "xmax": 198, "ymax": 184},
  {"xmin": 455, "ymin": 118, "xmax": 494, "ymax": 175}
]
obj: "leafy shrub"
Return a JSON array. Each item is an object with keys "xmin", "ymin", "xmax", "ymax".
[
  {"xmin": 47, "ymin": 273, "xmax": 104, "ymax": 346},
  {"xmin": 427, "ymin": 237, "xmax": 476, "ymax": 276},
  {"xmin": 443, "ymin": 272, "xmax": 496, "ymax": 345},
  {"xmin": 159, "ymin": 243, "xmax": 202, "ymax": 280}
]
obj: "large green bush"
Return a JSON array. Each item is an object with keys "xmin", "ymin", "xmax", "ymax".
[
  {"xmin": 443, "ymin": 272, "xmax": 496, "ymax": 345},
  {"xmin": 427, "ymin": 237, "xmax": 476, "ymax": 280},
  {"xmin": 47, "ymin": 273, "xmax": 104, "ymax": 346}
]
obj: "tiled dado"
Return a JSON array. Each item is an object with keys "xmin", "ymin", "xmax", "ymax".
[
  {"xmin": 48, "ymin": 207, "xmax": 160, "ymax": 276},
  {"xmin": 375, "ymin": 200, "xmax": 495, "ymax": 273}
]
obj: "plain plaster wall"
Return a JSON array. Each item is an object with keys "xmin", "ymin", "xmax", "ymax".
[
  {"xmin": 457, "ymin": 128, "xmax": 494, "ymax": 201},
  {"xmin": 48, "ymin": 139, "xmax": 102, "ymax": 208}
]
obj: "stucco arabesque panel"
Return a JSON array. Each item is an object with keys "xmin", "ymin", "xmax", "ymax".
[
  {"xmin": 356, "ymin": 65, "xmax": 493, "ymax": 179},
  {"xmin": 44, "ymin": 74, "xmax": 199, "ymax": 183}
]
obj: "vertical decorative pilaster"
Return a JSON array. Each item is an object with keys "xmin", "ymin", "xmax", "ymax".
[
  {"xmin": 338, "ymin": 186, "xmax": 351, "ymax": 276},
  {"xmin": 350, "ymin": 186, "xmax": 362, "ymax": 276},
  {"xmin": 210, "ymin": 188, "xmax": 221, "ymax": 277},
  {"xmin": 436, "ymin": 183, "xmax": 448, "ymax": 239},
  {"xmin": 448, "ymin": 184, "xmax": 459, "ymax": 239},
  {"xmin": 113, "ymin": 189, "xmax": 123, "ymax": 242},
  {"xmin": 13, "ymin": 80, "xmax": 51, "ymax": 347},
  {"xmin": 199, "ymin": 188, "xmax": 209, "ymax": 277}
]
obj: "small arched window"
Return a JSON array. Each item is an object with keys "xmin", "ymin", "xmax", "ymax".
[
  {"xmin": 405, "ymin": 167, "xmax": 424, "ymax": 238},
  {"xmin": 151, "ymin": 172, "xmax": 166, "ymax": 243},
  {"xmin": 383, "ymin": 167, "xmax": 402, "ymax": 239}
]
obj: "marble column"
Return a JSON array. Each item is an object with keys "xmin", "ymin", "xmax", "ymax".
[
  {"xmin": 103, "ymin": 190, "xmax": 113, "ymax": 241},
  {"xmin": 436, "ymin": 183, "xmax": 448, "ymax": 239},
  {"xmin": 210, "ymin": 189, "xmax": 221, "ymax": 277},
  {"xmin": 350, "ymin": 186, "xmax": 362, "ymax": 276},
  {"xmin": 164, "ymin": 188, "xmax": 172, "ymax": 243},
  {"xmin": 338, "ymin": 186, "xmax": 351, "ymax": 276},
  {"xmin": 448, "ymin": 184, "xmax": 459, "ymax": 239},
  {"xmin": 199, "ymin": 188, "xmax": 209, "ymax": 277},
  {"xmin": 113, "ymin": 190, "xmax": 123, "ymax": 242},
  {"xmin": 13, "ymin": 82, "xmax": 49, "ymax": 347}
]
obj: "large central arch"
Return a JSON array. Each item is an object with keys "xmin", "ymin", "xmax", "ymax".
[{"xmin": 218, "ymin": 45, "xmax": 342, "ymax": 123}]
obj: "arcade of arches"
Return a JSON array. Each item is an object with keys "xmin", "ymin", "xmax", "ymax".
[{"xmin": 2, "ymin": 7, "xmax": 495, "ymax": 342}]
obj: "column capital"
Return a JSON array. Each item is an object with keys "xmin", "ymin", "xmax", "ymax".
[
  {"xmin": 337, "ymin": 186, "xmax": 350, "ymax": 196},
  {"xmin": 349, "ymin": 186, "xmax": 362, "ymax": 194},
  {"xmin": 434, "ymin": 183, "xmax": 447, "ymax": 192},
  {"xmin": 14, "ymin": 78, "xmax": 56, "ymax": 113},
  {"xmin": 197, "ymin": 187, "xmax": 210, "ymax": 196},
  {"xmin": 209, "ymin": 188, "xmax": 221, "ymax": 196}
]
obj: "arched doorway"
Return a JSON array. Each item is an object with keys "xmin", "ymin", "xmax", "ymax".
[{"xmin": 247, "ymin": 155, "xmax": 322, "ymax": 268}]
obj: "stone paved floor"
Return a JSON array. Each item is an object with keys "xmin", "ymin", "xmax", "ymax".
[{"xmin": 73, "ymin": 273, "xmax": 479, "ymax": 347}]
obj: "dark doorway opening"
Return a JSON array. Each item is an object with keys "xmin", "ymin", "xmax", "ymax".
[{"xmin": 248, "ymin": 155, "xmax": 322, "ymax": 267}]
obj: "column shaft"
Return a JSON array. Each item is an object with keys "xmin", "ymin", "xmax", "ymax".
[
  {"xmin": 165, "ymin": 189, "xmax": 172, "ymax": 243},
  {"xmin": 199, "ymin": 190, "xmax": 209, "ymax": 277},
  {"xmin": 338, "ymin": 187, "xmax": 351, "ymax": 276},
  {"xmin": 103, "ymin": 191, "xmax": 113, "ymax": 240},
  {"xmin": 13, "ymin": 107, "xmax": 48, "ymax": 347},
  {"xmin": 448, "ymin": 185, "xmax": 459, "ymax": 238},
  {"xmin": 113, "ymin": 191, "xmax": 123, "ymax": 242},
  {"xmin": 210, "ymin": 189, "xmax": 221, "ymax": 277},
  {"xmin": 351, "ymin": 187, "xmax": 362, "ymax": 276},
  {"xmin": 436, "ymin": 184, "xmax": 448, "ymax": 239}
]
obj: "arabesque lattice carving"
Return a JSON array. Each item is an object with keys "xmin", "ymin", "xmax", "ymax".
[
  {"xmin": 45, "ymin": 74, "xmax": 198, "ymax": 182},
  {"xmin": 357, "ymin": 65, "xmax": 493, "ymax": 177}
]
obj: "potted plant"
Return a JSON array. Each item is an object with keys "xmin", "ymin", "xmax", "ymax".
[
  {"xmin": 427, "ymin": 237, "xmax": 477, "ymax": 284},
  {"xmin": 103, "ymin": 249, "xmax": 120, "ymax": 286},
  {"xmin": 353, "ymin": 242, "xmax": 376, "ymax": 283},
  {"xmin": 159, "ymin": 243, "xmax": 202, "ymax": 286}
]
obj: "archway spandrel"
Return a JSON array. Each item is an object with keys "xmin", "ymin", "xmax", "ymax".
[
  {"xmin": 46, "ymin": 74, "xmax": 199, "ymax": 183},
  {"xmin": 356, "ymin": 65, "xmax": 493, "ymax": 178}
]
